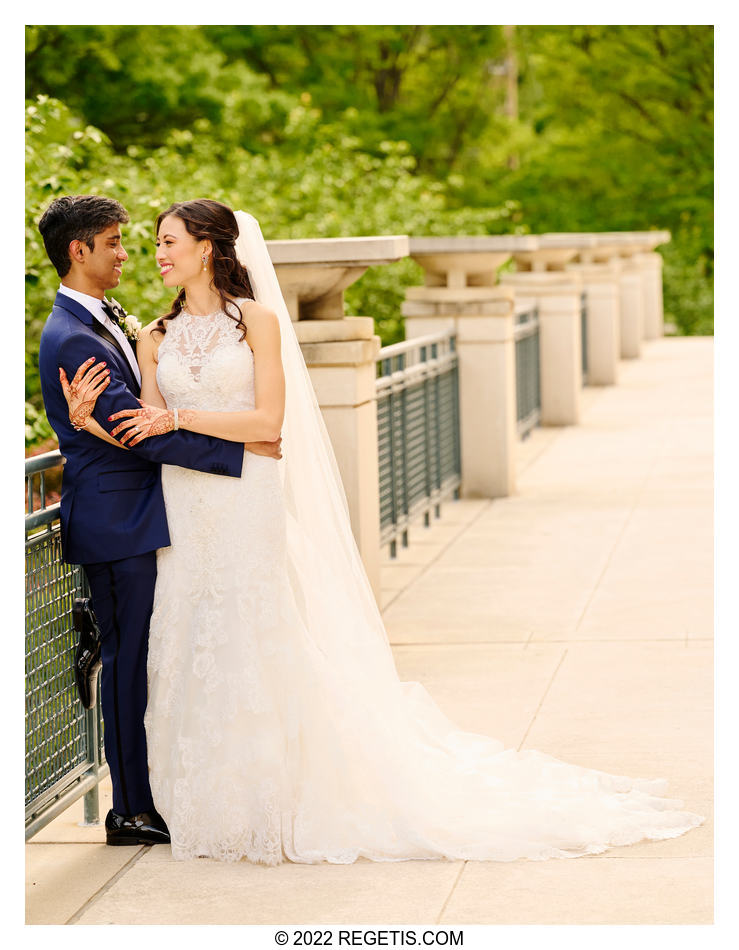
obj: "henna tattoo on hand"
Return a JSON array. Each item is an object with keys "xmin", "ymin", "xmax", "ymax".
[
  {"xmin": 60, "ymin": 359, "xmax": 110, "ymax": 430},
  {"xmin": 70, "ymin": 400, "xmax": 96, "ymax": 429},
  {"xmin": 110, "ymin": 405, "xmax": 175, "ymax": 445},
  {"xmin": 148, "ymin": 411, "xmax": 176, "ymax": 437}
]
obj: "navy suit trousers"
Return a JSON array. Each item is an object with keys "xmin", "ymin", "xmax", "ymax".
[{"xmin": 82, "ymin": 552, "xmax": 157, "ymax": 816}]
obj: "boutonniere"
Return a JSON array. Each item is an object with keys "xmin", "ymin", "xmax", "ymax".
[{"xmin": 107, "ymin": 298, "xmax": 142, "ymax": 342}]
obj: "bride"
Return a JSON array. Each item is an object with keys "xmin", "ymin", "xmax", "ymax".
[{"xmin": 63, "ymin": 198, "xmax": 705, "ymax": 864}]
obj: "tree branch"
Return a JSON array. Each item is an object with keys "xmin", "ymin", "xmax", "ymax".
[{"xmin": 428, "ymin": 71, "xmax": 462, "ymax": 117}]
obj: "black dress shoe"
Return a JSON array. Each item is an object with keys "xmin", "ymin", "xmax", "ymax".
[
  {"xmin": 72, "ymin": 597, "xmax": 102, "ymax": 709},
  {"xmin": 105, "ymin": 808, "xmax": 171, "ymax": 846}
]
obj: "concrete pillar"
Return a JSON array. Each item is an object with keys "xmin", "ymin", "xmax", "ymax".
[
  {"xmin": 403, "ymin": 286, "xmax": 518, "ymax": 498},
  {"xmin": 618, "ymin": 257, "xmax": 644, "ymax": 358},
  {"xmin": 402, "ymin": 235, "xmax": 538, "ymax": 499},
  {"xmin": 565, "ymin": 260, "xmax": 621, "ymax": 385},
  {"xmin": 499, "ymin": 272, "xmax": 583, "ymax": 425},
  {"xmin": 637, "ymin": 251, "xmax": 665, "ymax": 339},
  {"xmin": 297, "ymin": 318, "xmax": 382, "ymax": 598},
  {"xmin": 591, "ymin": 231, "xmax": 670, "ymax": 349}
]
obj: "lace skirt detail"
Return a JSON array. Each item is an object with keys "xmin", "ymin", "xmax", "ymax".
[{"xmin": 146, "ymin": 452, "xmax": 293, "ymax": 863}]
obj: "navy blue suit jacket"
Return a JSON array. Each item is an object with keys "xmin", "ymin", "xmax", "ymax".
[{"xmin": 38, "ymin": 292, "xmax": 244, "ymax": 564}]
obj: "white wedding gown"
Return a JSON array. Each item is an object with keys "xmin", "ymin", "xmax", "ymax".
[{"xmin": 145, "ymin": 302, "xmax": 705, "ymax": 864}]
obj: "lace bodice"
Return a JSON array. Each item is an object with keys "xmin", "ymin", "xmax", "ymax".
[{"xmin": 156, "ymin": 300, "xmax": 255, "ymax": 412}]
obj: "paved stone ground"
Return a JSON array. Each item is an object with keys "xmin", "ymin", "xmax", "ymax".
[{"xmin": 25, "ymin": 337, "xmax": 713, "ymax": 926}]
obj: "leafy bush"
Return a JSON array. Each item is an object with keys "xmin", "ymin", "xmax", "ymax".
[{"xmin": 25, "ymin": 401, "xmax": 54, "ymax": 449}]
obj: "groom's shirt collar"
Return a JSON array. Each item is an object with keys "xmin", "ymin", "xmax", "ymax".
[{"xmin": 57, "ymin": 283, "xmax": 109, "ymax": 323}]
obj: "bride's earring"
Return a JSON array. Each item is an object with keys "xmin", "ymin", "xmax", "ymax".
[{"xmin": 202, "ymin": 254, "xmax": 209, "ymax": 272}]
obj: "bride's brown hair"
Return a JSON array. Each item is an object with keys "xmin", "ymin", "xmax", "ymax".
[{"xmin": 152, "ymin": 199, "xmax": 255, "ymax": 339}]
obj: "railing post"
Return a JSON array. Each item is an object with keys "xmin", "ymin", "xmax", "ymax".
[
  {"xmin": 402, "ymin": 236, "xmax": 541, "ymax": 498},
  {"xmin": 636, "ymin": 250, "xmax": 666, "ymax": 339},
  {"xmin": 403, "ymin": 284, "xmax": 518, "ymax": 498},
  {"xmin": 81, "ymin": 704, "xmax": 101, "ymax": 825},
  {"xmin": 589, "ymin": 231, "xmax": 670, "ymax": 354},
  {"xmin": 617, "ymin": 257, "xmax": 644, "ymax": 358},
  {"xmin": 565, "ymin": 259, "xmax": 621, "ymax": 385}
]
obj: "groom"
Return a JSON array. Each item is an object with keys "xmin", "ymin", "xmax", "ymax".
[{"xmin": 37, "ymin": 195, "xmax": 281, "ymax": 846}]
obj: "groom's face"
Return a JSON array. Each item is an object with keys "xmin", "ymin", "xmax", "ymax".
[{"xmin": 75, "ymin": 223, "xmax": 129, "ymax": 294}]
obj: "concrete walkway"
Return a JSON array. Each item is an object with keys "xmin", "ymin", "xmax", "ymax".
[{"xmin": 26, "ymin": 337, "xmax": 713, "ymax": 926}]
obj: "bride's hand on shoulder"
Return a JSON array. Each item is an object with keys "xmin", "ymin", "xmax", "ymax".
[
  {"xmin": 59, "ymin": 357, "xmax": 110, "ymax": 430},
  {"xmin": 109, "ymin": 402, "xmax": 176, "ymax": 446}
]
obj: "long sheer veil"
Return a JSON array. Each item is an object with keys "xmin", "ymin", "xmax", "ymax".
[
  {"xmin": 234, "ymin": 211, "xmax": 409, "ymax": 669},
  {"xmin": 232, "ymin": 211, "xmax": 704, "ymax": 864},
  {"xmin": 234, "ymin": 210, "xmax": 484, "ymax": 779}
]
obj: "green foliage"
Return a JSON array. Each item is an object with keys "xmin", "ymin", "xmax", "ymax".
[
  {"xmin": 25, "ymin": 25, "xmax": 713, "ymax": 449},
  {"xmin": 478, "ymin": 25, "xmax": 714, "ymax": 336},
  {"xmin": 662, "ymin": 230, "xmax": 714, "ymax": 336},
  {"xmin": 202, "ymin": 25, "xmax": 509, "ymax": 173},
  {"xmin": 25, "ymin": 400, "xmax": 54, "ymax": 449},
  {"xmin": 25, "ymin": 25, "xmax": 296, "ymax": 152}
]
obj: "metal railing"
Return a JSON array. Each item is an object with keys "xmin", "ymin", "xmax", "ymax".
[
  {"xmin": 581, "ymin": 291, "xmax": 588, "ymax": 384},
  {"xmin": 376, "ymin": 331, "xmax": 461, "ymax": 557},
  {"xmin": 514, "ymin": 308, "xmax": 541, "ymax": 439},
  {"xmin": 25, "ymin": 450, "xmax": 106, "ymax": 839}
]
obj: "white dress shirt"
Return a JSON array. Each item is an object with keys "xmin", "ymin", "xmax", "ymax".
[{"xmin": 58, "ymin": 284, "xmax": 142, "ymax": 386}]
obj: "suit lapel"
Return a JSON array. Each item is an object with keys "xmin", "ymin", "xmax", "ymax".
[
  {"xmin": 53, "ymin": 292, "xmax": 140, "ymax": 393},
  {"xmin": 92, "ymin": 316, "xmax": 130, "ymax": 363}
]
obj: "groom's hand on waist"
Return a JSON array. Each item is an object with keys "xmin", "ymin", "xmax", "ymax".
[{"xmin": 245, "ymin": 436, "xmax": 282, "ymax": 460}]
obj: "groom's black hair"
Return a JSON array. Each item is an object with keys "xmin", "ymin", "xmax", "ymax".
[{"xmin": 38, "ymin": 195, "xmax": 130, "ymax": 277}]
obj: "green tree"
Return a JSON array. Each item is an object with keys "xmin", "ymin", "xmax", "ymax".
[
  {"xmin": 25, "ymin": 25, "xmax": 296, "ymax": 151},
  {"xmin": 203, "ymin": 25, "xmax": 510, "ymax": 175},
  {"xmin": 481, "ymin": 26, "xmax": 714, "ymax": 334}
]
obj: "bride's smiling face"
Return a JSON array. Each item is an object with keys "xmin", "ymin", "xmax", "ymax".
[{"xmin": 155, "ymin": 214, "xmax": 210, "ymax": 287}]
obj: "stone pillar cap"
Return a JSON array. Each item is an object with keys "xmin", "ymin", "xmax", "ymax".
[
  {"xmin": 408, "ymin": 235, "xmax": 538, "ymax": 287},
  {"xmin": 408, "ymin": 235, "xmax": 538, "ymax": 254},
  {"xmin": 532, "ymin": 230, "xmax": 670, "ymax": 259},
  {"xmin": 500, "ymin": 271, "xmax": 583, "ymax": 292},
  {"xmin": 597, "ymin": 230, "xmax": 671, "ymax": 251},
  {"xmin": 266, "ymin": 235, "xmax": 409, "ymax": 320},
  {"xmin": 538, "ymin": 233, "xmax": 600, "ymax": 250},
  {"xmin": 267, "ymin": 234, "xmax": 409, "ymax": 265}
]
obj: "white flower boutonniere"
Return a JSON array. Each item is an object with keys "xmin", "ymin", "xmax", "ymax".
[
  {"xmin": 123, "ymin": 314, "xmax": 142, "ymax": 342},
  {"xmin": 108, "ymin": 297, "xmax": 141, "ymax": 342}
]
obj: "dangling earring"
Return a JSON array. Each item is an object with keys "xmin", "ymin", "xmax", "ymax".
[{"xmin": 202, "ymin": 253, "xmax": 209, "ymax": 272}]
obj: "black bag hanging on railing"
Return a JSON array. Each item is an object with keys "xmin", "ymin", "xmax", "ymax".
[{"xmin": 72, "ymin": 597, "xmax": 102, "ymax": 709}]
